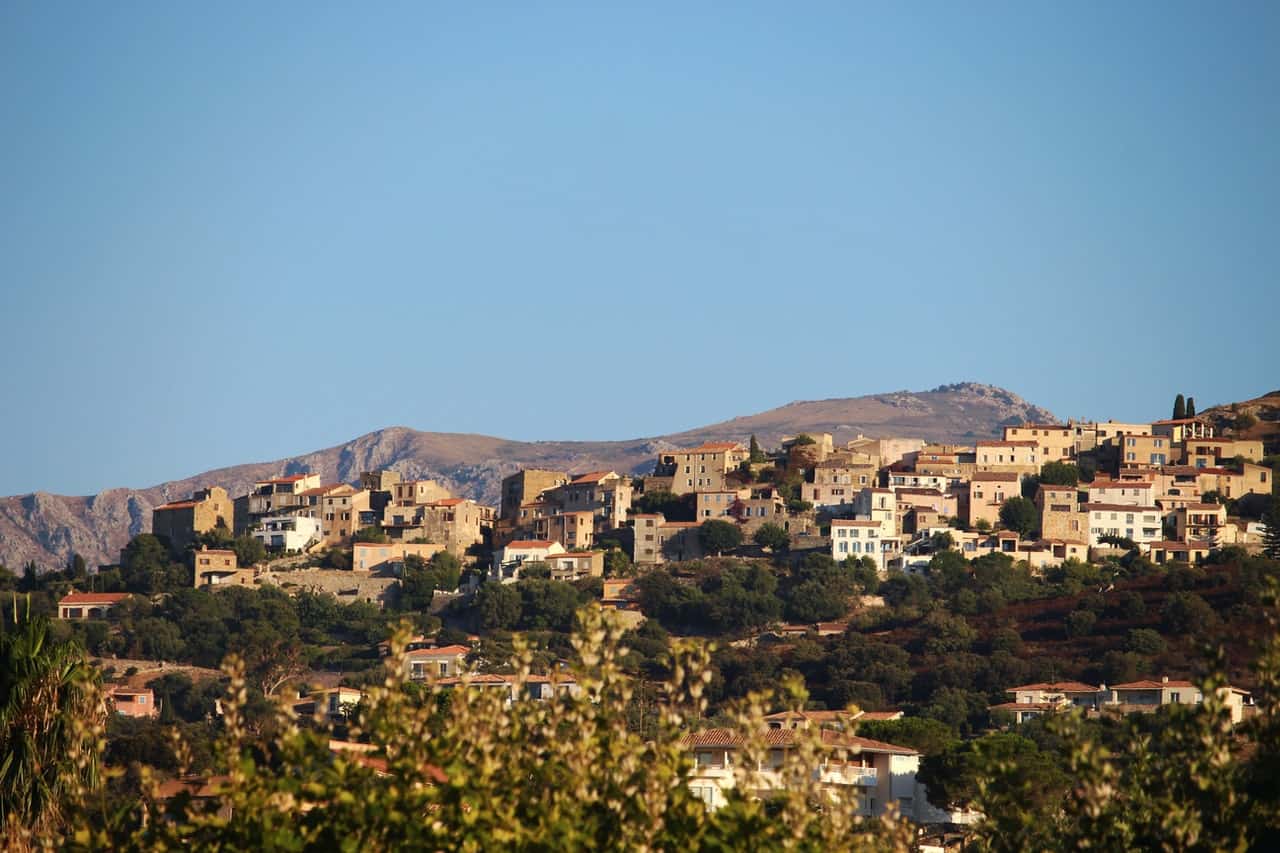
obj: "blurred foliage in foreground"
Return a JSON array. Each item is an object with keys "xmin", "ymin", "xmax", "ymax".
[{"xmin": 4, "ymin": 596, "xmax": 1280, "ymax": 851}]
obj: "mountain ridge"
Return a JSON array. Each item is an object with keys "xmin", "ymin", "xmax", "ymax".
[{"xmin": 0, "ymin": 383, "xmax": 1056, "ymax": 571}]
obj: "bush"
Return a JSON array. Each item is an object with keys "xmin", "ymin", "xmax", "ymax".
[
  {"xmin": 1161, "ymin": 592, "xmax": 1219, "ymax": 634},
  {"xmin": 1127, "ymin": 628, "xmax": 1167, "ymax": 656},
  {"xmin": 1064, "ymin": 610, "xmax": 1097, "ymax": 638}
]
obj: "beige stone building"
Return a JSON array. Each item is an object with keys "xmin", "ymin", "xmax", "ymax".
[
  {"xmin": 1002, "ymin": 424, "xmax": 1075, "ymax": 465},
  {"xmin": 652, "ymin": 442, "xmax": 749, "ymax": 494},
  {"xmin": 1116, "ymin": 434, "xmax": 1175, "ymax": 470},
  {"xmin": 352, "ymin": 541, "xmax": 445, "ymax": 573},
  {"xmin": 1184, "ymin": 437, "xmax": 1265, "ymax": 467},
  {"xmin": 1086, "ymin": 481, "xmax": 1155, "ymax": 507},
  {"xmin": 500, "ymin": 469, "xmax": 569, "ymax": 521},
  {"xmin": 383, "ymin": 497, "xmax": 494, "ymax": 555},
  {"xmin": 152, "ymin": 486, "xmax": 234, "ymax": 551},
  {"xmin": 542, "ymin": 471, "xmax": 632, "ymax": 530},
  {"xmin": 538, "ymin": 510, "xmax": 597, "ymax": 550},
  {"xmin": 1171, "ymin": 502, "xmax": 1227, "ymax": 543},
  {"xmin": 965, "ymin": 472, "xmax": 1020, "ymax": 529},
  {"xmin": 632, "ymin": 514, "xmax": 704, "ymax": 566},
  {"xmin": 803, "ymin": 460, "xmax": 880, "ymax": 510},
  {"xmin": 974, "ymin": 440, "xmax": 1038, "ymax": 476},
  {"xmin": 1151, "ymin": 418, "xmax": 1214, "ymax": 444},
  {"xmin": 192, "ymin": 546, "xmax": 257, "ymax": 588},
  {"xmin": 544, "ymin": 550, "xmax": 606, "ymax": 580},
  {"xmin": 1035, "ymin": 484, "xmax": 1084, "ymax": 542},
  {"xmin": 239, "ymin": 474, "xmax": 322, "ymax": 533}
]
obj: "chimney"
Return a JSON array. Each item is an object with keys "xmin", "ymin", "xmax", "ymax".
[{"xmin": 1161, "ymin": 675, "xmax": 1169, "ymax": 684}]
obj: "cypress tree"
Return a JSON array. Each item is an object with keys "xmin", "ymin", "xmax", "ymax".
[
  {"xmin": 1264, "ymin": 496, "xmax": 1280, "ymax": 560},
  {"xmin": 1172, "ymin": 394, "xmax": 1186, "ymax": 420},
  {"xmin": 748, "ymin": 434, "xmax": 765, "ymax": 463},
  {"xmin": 1187, "ymin": 397, "xmax": 1196, "ymax": 417}
]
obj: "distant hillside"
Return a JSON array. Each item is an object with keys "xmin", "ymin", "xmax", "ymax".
[
  {"xmin": 1199, "ymin": 390, "xmax": 1280, "ymax": 455},
  {"xmin": 0, "ymin": 382, "xmax": 1055, "ymax": 571}
]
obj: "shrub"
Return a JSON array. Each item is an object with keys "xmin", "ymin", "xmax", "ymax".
[{"xmin": 1065, "ymin": 610, "xmax": 1097, "ymax": 638}]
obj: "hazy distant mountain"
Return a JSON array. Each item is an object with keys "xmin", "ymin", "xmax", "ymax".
[{"xmin": 0, "ymin": 382, "xmax": 1056, "ymax": 571}]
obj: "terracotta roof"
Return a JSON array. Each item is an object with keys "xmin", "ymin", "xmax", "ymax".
[
  {"xmin": 831, "ymin": 519, "xmax": 882, "ymax": 527},
  {"xmin": 406, "ymin": 645, "xmax": 471, "ymax": 657},
  {"xmin": 568, "ymin": 471, "xmax": 614, "ymax": 484},
  {"xmin": 1090, "ymin": 482, "xmax": 1152, "ymax": 490},
  {"xmin": 682, "ymin": 727, "xmax": 916, "ymax": 755},
  {"xmin": 261, "ymin": 475, "xmax": 308, "ymax": 485},
  {"xmin": 1083, "ymin": 503, "xmax": 1160, "ymax": 512},
  {"xmin": 504, "ymin": 540, "xmax": 557, "ymax": 550},
  {"xmin": 661, "ymin": 521, "xmax": 701, "ymax": 529},
  {"xmin": 1111, "ymin": 679, "xmax": 1194, "ymax": 690},
  {"xmin": 976, "ymin": 440, "xmax": 1038, "ymax": 447},
  {"xmin": 895, "ymin": 487, "xmax": 944, "ymax": 496},
  {"xmin": 59, "ymin": 592, "xmax": 130, "ymax": 606},
  {"xmin": 1183, "ymin": 502, "xmax": 1223, "ymax": 511},
  {"xmin": 154, "ymin": 500, "xmax": 198, "ymax": 511},
  {"xmin": 1152, "ymin": 418, "xmax": 1205, "ymax": 425},
  {"xmin": 1037, "ymin": 484, "xmax": 1077, "ymax": 492},
  {"xmin": 1007, "ymin": 681, "xmax": 1099, "ymax": 693},
  {"xmin": 428, "ymin": 498, "xmax": 468, "ymax": 507},
  {"xmin": 971, "ymin": 472, "xmax": 1019, "ymax": 482}
]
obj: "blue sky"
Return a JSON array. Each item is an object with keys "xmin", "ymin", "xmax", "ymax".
[{"xmin": 2, "ymin": 2, "xmax": 1277, "ymax": 496}]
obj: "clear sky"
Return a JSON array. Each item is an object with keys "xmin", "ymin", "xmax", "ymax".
[{"xmin": 2, "ymin": 2, "xmax": 1277, "ymax": 496}]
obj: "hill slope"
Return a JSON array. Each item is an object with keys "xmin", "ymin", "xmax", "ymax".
[{"xmin": 0, "ymin": 383, "xmax": 1054, "ymax": 571}]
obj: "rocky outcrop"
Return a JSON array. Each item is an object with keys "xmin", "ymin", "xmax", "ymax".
[{"xmin": 0, "ymin": 383, "xmax": 1057, "ymax": 571}]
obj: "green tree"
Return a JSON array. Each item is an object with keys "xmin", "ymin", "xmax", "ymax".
[
  {"xmin": 1172, "ymin": 393, "xmax": 1186, "ymax": 420},
  {"xmin": 1064, "ymin": 609, "xmax": 1096, "ymax": 638},
  {"xmin": 474, "ymin": 582, "xmax": 522, "ymax": 631},
  {"xmin": 999, "ymin": 496, "xmax": 1038, "ymax": 537},
  {"xmin": 1127, "ymin": 628, "xmax": 1167, "ymax": 656},
  {"xmin": 752, "ymin": 522, "xmax": 789, "ymax": 552},
  {"xmin": 353, "ymin": 526, "xmax": 389, "ymax": 544},
  {"xmin": 1262, "ymin": 495, "xmax": 1280, "ymax": 559},
  {"xmin": 748, "ymin": 434, "xmax": 765, "ymax": 463},
  {"xmin": 232, "ymin": 534, "xmax": 267, "ymax": 568},
  {"xmin": 698, "ymin": 520, "xmax": 743, "ymax": 555},
  {"xmin": 1161, "ymin": 592, "xmax": 1219, "ymax": 634},
  {"xmin": 1039, "ymin": 461, "xmax": 1080, "ymax": 487},
  {"xmin": 0, "ymin": 618, "xmax": 104, "ymax": 839},
  {"xmin": 1186, "ymin": 396, "xmax": 1196, "ymax": 417},
  {"xmin": 858, "ymin": 717, "xmax": 958, "ymax": 757}
]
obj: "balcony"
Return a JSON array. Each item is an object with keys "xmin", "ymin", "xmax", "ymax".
[{"xmin": 821, "ymin": 763, "xmax": 878, "ymax": 787}]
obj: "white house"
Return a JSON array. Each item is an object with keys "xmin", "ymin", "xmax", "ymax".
[
  {"xmin": 491, "ymin": 539, "xmax": 566, "ymax": 583},
  {"xmin": 252, "ymin": 515, "xmax": 324, "ymax": 552},
  {"xmin": 1082, "ymin": 503, "xmax": 1162, "ymax": 546}
]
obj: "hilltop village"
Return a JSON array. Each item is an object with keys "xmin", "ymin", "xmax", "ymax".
[{"xmin": 15, "ymin": 406, "xmax": 1280, "ymax": 845}]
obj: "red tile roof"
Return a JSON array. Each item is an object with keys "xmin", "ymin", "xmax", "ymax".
[
  {"xmin": 568, "ymin": 471, "xmax": 614, "ymax": 484},
  {"xmin": 1083, "ymin": 503, "xmax": 1160, "ymax": 512},
  {"xmin": 58, "ymin": 592, "xmax": 130, "ymax": 606},
  {"xmin": 977, "ymin": 440, "xmax": 1038, "ymax": 447},
  {"xmin": 1110, "ymin": 679, "xmax": 1194, "ymax": 689},
  {"xmin": 1007, "ymin": 681, "xmax": 1099, "ymax": 693},
  {"xmin": 154, "ymin": 500, "xmax": 198, "ymax": 511},
  {"xmin": 406, "ymin": 645, "xmax": 471, "ymax": 657},
  {"xmin": 505, "ymin": 540, "xmax": 557, "ymax": 549},
  {"xmin": 261, "ymin": 475, "xmax": 308, "ymax": 484},
  {"xmin": 971, "ymin": 472, "xmax": 1020, "ymax": 482},
  {"xmin": 1090, "ymin": 482, "xmax": 1152, "ymax": 490},
  {"xmin": 682, "ymin": 727, "xmax": 916, "ymax": 755}
]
